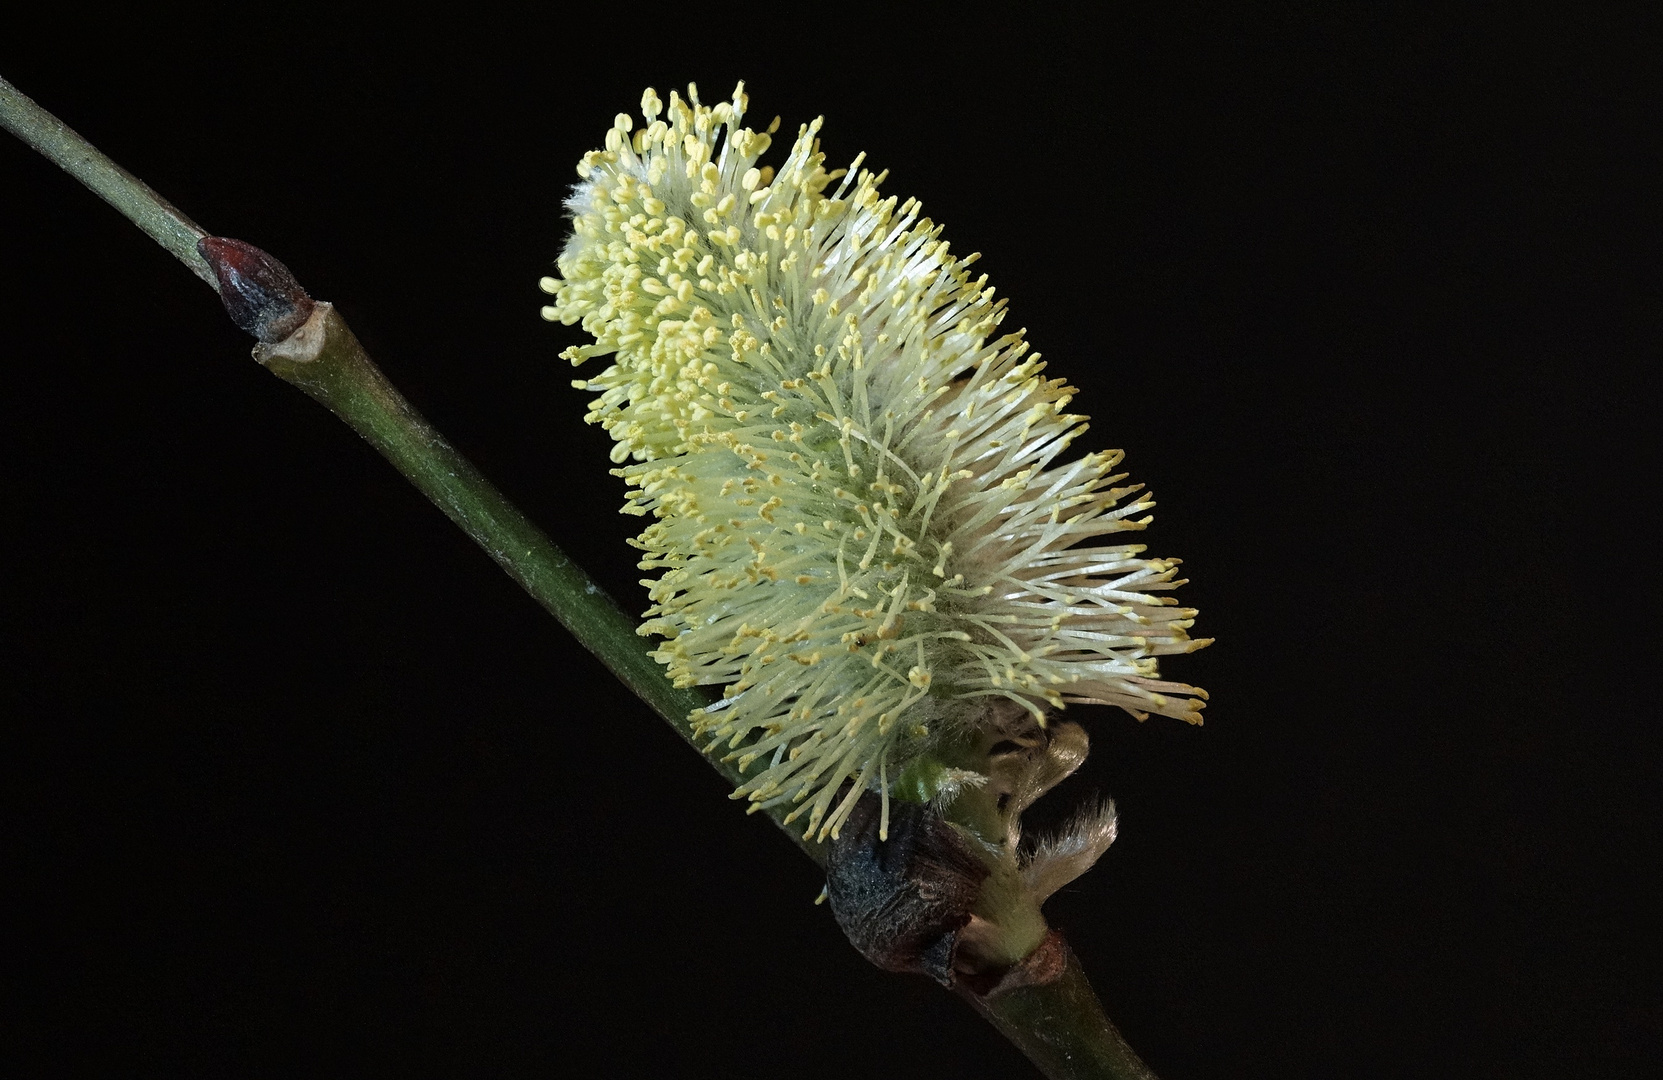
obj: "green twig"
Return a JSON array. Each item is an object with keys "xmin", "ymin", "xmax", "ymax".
[
  {"xmin": 240, "ymin": 295, "xmax": 825, "ymax": 864},
  {"xmin": 965, "ymin": 950, "xmax": 1159, "ymax": 1080},
  {"xmin": 3, "ymin": 71, "xmax": 1161, "ymax": 1079},
  {"xmin": 253, "ymin": 305, "xmax": 771, "ymax": 802},
  {"xmin": 0, "ymin": 75, "xmax": 213, "ymax": 284}
]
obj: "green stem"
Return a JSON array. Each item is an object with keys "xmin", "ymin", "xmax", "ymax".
[
  {"xmin": 0, "ymin": 75, "xmax": 214, "ymax": 284},
  {"xmin": 964, "ymin": 949, "xmax": 1160, "ymax": 1080},
  {"xmin": 255, "ymin": 307, "xmax": 714, "ymax": 742},
  {"xmin": 3, "ymin": 71, "xmax": 1158, "ymax": 1079},
  {"xmin": 255, "ymin": 302, "xmax": 821, "ymax": 860}
]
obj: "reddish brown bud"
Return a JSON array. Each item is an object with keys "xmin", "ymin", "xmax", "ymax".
[{"xmin": 197, "ymin": 237, "xmax": 315, "ymax": 344}]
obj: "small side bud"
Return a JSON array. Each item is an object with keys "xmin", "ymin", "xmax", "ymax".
[{"xmin": 197, "ymin": 237, "xmax": 314, "ymax": 344}]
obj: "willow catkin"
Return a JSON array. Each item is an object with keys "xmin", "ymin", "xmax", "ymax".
[{"xmin": 543, "ymin": 84, "xmax": 1208, "ymax": 842}]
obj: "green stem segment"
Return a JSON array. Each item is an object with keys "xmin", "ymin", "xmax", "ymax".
[
  {"xmin": 966, "ymin": 951, "xmax": 1160, "ymax": 1080},
  {"xmin": 254, "ymin": 302, "xmax": 821, "ymax": 858},
  {"xmin": 0, "ymin": 75, "xmax": 214, "ymax": 284},
  {"xmin": 262, "ymin": 306, "xmax": 696, "ymax": 724},
  {"xmin": 4, "ymin": 70, "xmax": 1159, "ymax": 1080}
]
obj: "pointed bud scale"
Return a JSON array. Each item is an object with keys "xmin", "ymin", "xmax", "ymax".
[{"xmin": 198, "ymin": 237, "xmax": 314, "ymax": 344}]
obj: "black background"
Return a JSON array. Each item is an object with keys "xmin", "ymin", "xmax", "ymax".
[{"xmin": 2, "ymin": 6, "xmax": 1657, "ymax": 1078}]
